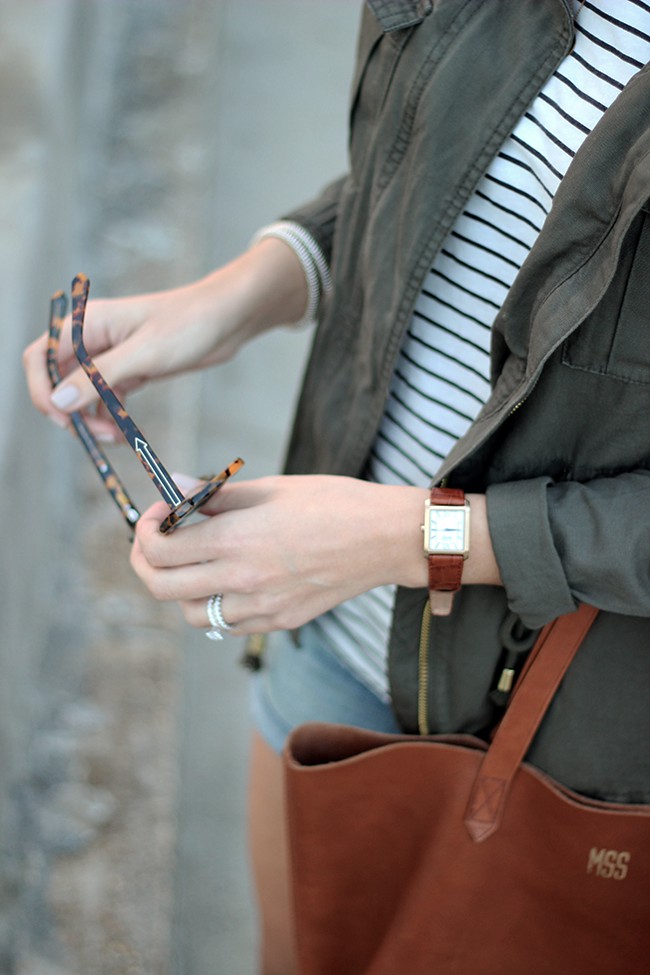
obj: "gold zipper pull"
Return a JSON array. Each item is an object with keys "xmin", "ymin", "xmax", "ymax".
[
  {"xmin": 240, "ymin": 633, "xmax": 266, "ymax": 671},
  {"xmin": 496, "ymin": 667, "xmax": 515, "ymax": 694}
]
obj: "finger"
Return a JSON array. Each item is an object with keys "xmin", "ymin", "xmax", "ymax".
[
  {"xmin": 131, "ymin": 537, "xmax": 236, "ymax": 603},
  {"xmin": 180, "ymin": 593, "xmax": 278, "ymax": 637},
  {"xmin": 132, "ymin": 499, "xmax": 231, "ymax": 583},
  {"xmin": 23, "ymin": 334, "xmax": 71, "ymax": 426},
  {"xmin": 132, "ymin": 558, "xmax": 219, "ymax": 604},
  {"xmin": 56, "ymin": 385, "xmax": 135, "ymax": 443},
  {"xmin": 49, "ymin": 365, "xmax": 102, "ymax": 414},
  {"xmin": 194, "ymin": 477, "xmax": 272, "ymax": 517},
  {"xmin": 47, "ymin": 335, "xmax": 151, "ymax": 417},
  {"xmin": 182, "ymin": 593, "xmax": 244, "ymax": 632},
  {"xmin": 135, "ymin": 499, "xmax": 234, "ymax": 568},
  {"xmin": 24, "ymin": 304, "xmax": 110, "ymax": 420},
  {"xmin": 136, "ymin": 501, "xmax": 179, "ymax": 547},
  {"xmin": 87, "ymin": 399, "xmax": 124, "ymax": 441},
  {"xmin": 77, "ymin": 413, "xmax": 123, "ymax": 443},
  {"xmin": 52, "ymin": 294, "xmax": 146, "ymax": 363}
]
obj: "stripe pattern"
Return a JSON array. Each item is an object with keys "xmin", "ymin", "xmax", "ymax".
[{"xmin": 312, "ymin": 0, "xmax": 650, "ymax": 699}]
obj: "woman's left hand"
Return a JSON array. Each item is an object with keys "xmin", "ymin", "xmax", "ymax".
[{"xmin": 130, "ymin": 475, "xmax": 430, "ymax": 635}]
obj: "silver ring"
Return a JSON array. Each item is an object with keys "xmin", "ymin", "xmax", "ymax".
[{"xmin": 205, "ymin": 593, "xmax": 233, "ymax": 641}]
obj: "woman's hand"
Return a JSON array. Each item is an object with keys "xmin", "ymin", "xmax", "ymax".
[
  {"xmin": 23, "ymin": 238, "xmax": 308, "ymax": 440},
  {"xmin": 130, "ymin": 475, "xmax": 431, "ymax": 635},
  {"xmin": 130, "ymin": 476, "xmax": 502, "ymax": 636}
]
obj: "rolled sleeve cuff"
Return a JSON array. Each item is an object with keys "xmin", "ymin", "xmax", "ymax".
[
  {"xmin": 486, "ymin": 477, "xmax": 576, "ymax": 629},
  {"xmin": 282, "ymin": 174, "xmax": 346, "ymax": 264}
]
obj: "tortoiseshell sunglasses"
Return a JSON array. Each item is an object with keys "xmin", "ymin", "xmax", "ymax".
[{"xmin": 47, "ymin": 273, "xmax": 244, "ymax": 534}]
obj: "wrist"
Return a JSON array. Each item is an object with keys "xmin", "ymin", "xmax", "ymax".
[
  {"xmin": 237, "ymin": 236, "xmax": 312, "ymax": 334},
  {"xmin": 352, "ymin": 486, "xmax": 502, "ymax": 593},
  {"xmin": 194, "ymin": 237, "xmax": 310, "ymax": 350},
  {"xmin": 250, "ymin": 221, "xmax": 332, "ymax": 325},
  {"xmin": 460, "ymin": 494, "xmax": 502, "ymax": 586},
  {"xmin": 379, "ymin": 485, "xmax": 431, "ymax": 590},
  {"xmin": 418, "ymin": 489, "xmax": 501, "ymax": 603}
]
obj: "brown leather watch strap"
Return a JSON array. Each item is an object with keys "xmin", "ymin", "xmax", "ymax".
[
  {"xmin": 428, "ymin": 554, "xmax": 464, "ymax": 592},
  {"xmin": 429, "ymin": 486, "xmax": 465, "ymax": 506}
]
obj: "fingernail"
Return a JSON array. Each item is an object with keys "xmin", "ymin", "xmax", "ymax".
[
  {"xmin": 51, "ymin": 385, "xmax": 80, "ymax": 409},
  {"xmin": 172, "ymin": 471, "xmax": 202, "ymax": 494},
  {"xmin": 97, "ymin": 430, "xmax": 119, "ymax": 443}
]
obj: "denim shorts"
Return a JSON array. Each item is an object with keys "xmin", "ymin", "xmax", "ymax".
[{"xmin": 250, "ymin": 623, "xmax": 402, "ymax": 754}]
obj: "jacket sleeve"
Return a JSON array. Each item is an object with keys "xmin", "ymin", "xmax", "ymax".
[
  {"xmin": 281, "ymin": 174, "xmax": 347, "ymax": 265},
  {"xmin": 486, "ymin": 470, "xmax": 650, "ymax": 629}
]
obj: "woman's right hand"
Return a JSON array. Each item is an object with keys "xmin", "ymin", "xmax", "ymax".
[{"xmin": 23, "ymin": 237, "xmax": 309, "ymax": 440}]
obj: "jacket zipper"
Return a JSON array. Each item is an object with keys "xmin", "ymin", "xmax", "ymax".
[
  {"xmin": 420, "ymin": 381, "xmax": 540, "ymax": 733},
  {"xmin": 507, "ymin": 372, "xmax": 541, "ymax": 416},
  {"xmin": 417, "ymin": 599, "xmax": 432, "ymax": 735}
]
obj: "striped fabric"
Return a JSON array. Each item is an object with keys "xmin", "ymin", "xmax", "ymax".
[{"xmin": 313, "ymin": 0, "xmax": 650, "ymax": 700}]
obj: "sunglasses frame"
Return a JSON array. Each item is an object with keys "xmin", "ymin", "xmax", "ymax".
[{"xmin": 47, "ymin": 273, "xmax": 244, "ymax": 534}]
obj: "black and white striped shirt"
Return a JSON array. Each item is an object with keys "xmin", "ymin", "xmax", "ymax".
[{"xmin": 312, "ymin": 0, "xmax": 650, "ymax": 699}]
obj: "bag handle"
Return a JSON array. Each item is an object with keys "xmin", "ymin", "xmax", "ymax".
[{"xmin": 465, "ymin": 603, "xmax": 599, "ymax": 842}]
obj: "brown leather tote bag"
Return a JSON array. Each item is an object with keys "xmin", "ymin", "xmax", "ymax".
[{"xmin": 284, "ymin": 605, "xmax": 650, "ymax": 974}]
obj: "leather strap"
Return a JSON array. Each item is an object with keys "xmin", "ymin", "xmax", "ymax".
[
  {"xmin": 464, "ymin": 603, "xmax": 599, "ymax": 842},
  {"xmin": 428, "ymin": 590, "xmax": 455, "ymax": 615},
  {"xmin": 429, "ymin": 487, "xmax": 465, "ymax": 505},
  {"xmin": 428, "ymin": 554, "xmax": 464, "ymax": 591}
]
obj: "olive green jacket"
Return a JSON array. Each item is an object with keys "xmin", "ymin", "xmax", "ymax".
[{"xmin": 284, "ymin": 0, "xmax": 650, "ymax": 802}]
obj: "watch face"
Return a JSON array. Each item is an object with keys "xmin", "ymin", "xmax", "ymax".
[{"xmin": 425, "ymin": 507, "xmax": 467, "ymax": 554}]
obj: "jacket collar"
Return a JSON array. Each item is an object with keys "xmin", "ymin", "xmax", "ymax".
[{"xmin": 366, "ymin": 0, "xmax": 432, "ymax": 32}]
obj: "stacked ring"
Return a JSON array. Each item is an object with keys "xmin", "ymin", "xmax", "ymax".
[{"xmin": 205, "ymin": 593, "xmax": 234, "ymax": 641}]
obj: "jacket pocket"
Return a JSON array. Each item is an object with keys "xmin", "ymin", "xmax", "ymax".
[{"xmin": 562, "ymin": 208, "xmax": 650, "ymax": 386}]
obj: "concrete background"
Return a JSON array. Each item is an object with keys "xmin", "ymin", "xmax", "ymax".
[{"xmin": 0, "ymin": 2, "xmax": 358, "ymax": 972}]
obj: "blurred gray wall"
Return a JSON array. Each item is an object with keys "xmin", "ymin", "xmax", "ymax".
[{"xmin": 0, "ymin": 2, "xmax": 358, "ymax": 972}]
